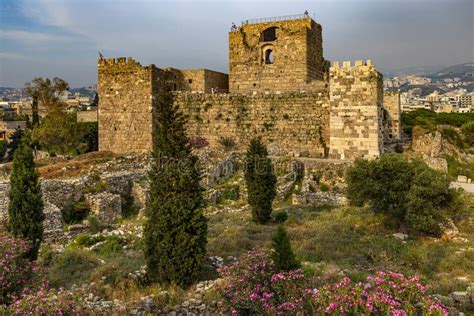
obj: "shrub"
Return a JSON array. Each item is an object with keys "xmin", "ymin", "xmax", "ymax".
[
  {"xmin": 219, "ymin": 249, "xmax": 446, "ymax": 315},
  {"xmin": 244, "ymin": 138, "xmax": 277, "ymax": 224},
  {"xmin": 4, "ymin": 285, "xmax": 81, "ymax": 315},
  {"xmin": 0, "ymin": 140, "xmax": 7, "ymax": 161},
  {"xmin": 189, "ymin": 136, "xmax": 209, "ymax": 149},
  {"xmin": 319, "ymin": 183, "xmax": 329, "ymax": 192},
  {"xmin": 346, "ymin": 154, "xmax": 460, "ymax": 235},
  {"xmin": 0, "ymin": 236, "xmax": 36, "ymax": 305},
  {"xmin": 219, "ymin": 137, "xmax": 236, "ymax": 151},
  {"xmin": 218, "ymin": 247, "xmax": 308, "ymax": 315},
  {"xmin": 441, "ymin": 127, "xmax": 466, "ymax": 149},
  {"xmin": 8, "ymin": 135, "xmax": 44, "ymax": 260},
  {"xmin": 96, "ymin": 236, "xmax": 124, "ymax": 255},
  {"xmin": 122, "ymin": 196, "xmax": 139, "ymax": 218},
  {"xmin": 271, "ymin": 225, "xmax": 300, "ymax": 272},
  {"xmin": 144, "ymin": 90, "xmax": 207, "ymax": 287},
  {"xmin": 461, "ymin": 121, "xmax": 474, "ymax": 146},
  {"xmin": 274, "ymin": 211, "xmax": 288, "ymax": 223},
  {"xmin": 87, "ymin": 215, "xmax": 102, "ymax": 234},
  {"xmin": 310, "ymin": 272, "xmax": 448, "ymax": 315}
]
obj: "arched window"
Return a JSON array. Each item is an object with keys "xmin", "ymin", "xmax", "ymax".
[
  {"xmin": 265, "ymin": 49, "xmax": 274, "ymax": 64},
  {"xmin": 261, "ymin": 27, "xmax": 277, "ymax": 42}
]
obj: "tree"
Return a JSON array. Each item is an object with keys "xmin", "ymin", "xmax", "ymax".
[
  {"xmin": 244, "ymin": 138, "xmax": 277, "ymax": 224},
  {"xmin": 271, "ymin": 225, "xmax": 300, "ymax": 272},
  {"xmin": 6, "ymin": 128, "xmax": 24, "ymax": 162},
  {"xmin": 346, "ymin": 153, "xmax": 461, "ymax": 235},
  {"xmin": 8, "ymin": 135, "xmax": 44, "ymax": 260},
  {"xmin": 24, "ymin": 77, "xmax": 69, "ymax": 125},
  {"xmin": 91, "ymin": 94, "xmax": 99, "ymax": 108},
  {"xmin": 144, "ymin": 90, "xmax": 207, "ymax": 286},
  {"xmin": 32, "ymin": 110, "xmax": 85, "ymax": 155}
]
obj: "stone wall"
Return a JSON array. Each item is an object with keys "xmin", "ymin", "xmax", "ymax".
[
  {"xmin": 164, "ymin": 68, "xmax": 228, "ymax": 93},
  {"xmin": 229, "ymin": 18, "xmax": 324, "ymax": 93},
  {"xmin": 383, "ymin": 90, "xmax": 401, "ymax": 141},
  {"xmin": 77, "ymin": 110, "xmax": 98, "ymax": 123},
  {"xmin": 175, "ymin": 90, "xmax": 330, "ymax": 157},
  {"xmin": 98, "ymin": 57, "xmax": 155, "ymax": 153},
  {"xmin": 329, "ymin": 60, "xmax": 384, "ymax": 160}
]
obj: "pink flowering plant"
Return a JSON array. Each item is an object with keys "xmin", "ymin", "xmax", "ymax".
[
  {"xmin": 3, "ymin": 283, "xmax": 81, "ymax": 315},
  {"xmin": 0, "ymin": 235, "xmax": 36, "ymax": 305},
  {"xmin": 310, "ymin": 271, "xmax": 448, "ymax": 315},
  {"xmin": 219, "ymin": 247, "xmax": 448, "ymax": 315},
  {"xmin": 218, "ymin": 247, "xmax": 309, "ymax": 315}
]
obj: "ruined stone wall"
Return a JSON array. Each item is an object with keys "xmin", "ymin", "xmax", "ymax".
[
  {"xmin": 98, "ymin": 57, "xmax": 155, "ymax": 153},
  {"xmin": 229, "ymin": 18, "xmax": 324, "ymax": 93},
  {"xmin": 175, "ymin": 90, "xmax": 330, "ymax": 157},
  {"xmin": 329, "ymin": 60, "xmax": 384, "ymax": 160},
  {"xmin": 383, "ymin": 90, "xmax": 401, "ymax": 141}
]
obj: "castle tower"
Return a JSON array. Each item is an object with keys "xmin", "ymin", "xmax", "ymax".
[
  {"xmin": 229, "ymin": 14, "xmax": 325, "ymax": 93},
  {"xmin": 329, "ymin": 60, "xmax": 384, "ymax": 160}
]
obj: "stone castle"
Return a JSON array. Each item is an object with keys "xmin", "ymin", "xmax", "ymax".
[{"xmin": 98, "ymin": 14, "xmax": 401, "ymax": 160}]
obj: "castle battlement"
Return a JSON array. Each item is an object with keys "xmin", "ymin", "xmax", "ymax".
[{"xmin": 97, "ymin": 14, "xmax": 400, "ymax": 161}]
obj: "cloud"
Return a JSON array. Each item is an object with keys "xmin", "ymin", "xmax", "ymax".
[{"xmin": 0, "ymin": 30, "xmax": 74, "ymax": 42}]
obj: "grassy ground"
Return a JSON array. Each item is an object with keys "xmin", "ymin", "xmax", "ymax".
[{"xmin": 41, "ymin": 194, "xmax": 474, "ymax": 311}]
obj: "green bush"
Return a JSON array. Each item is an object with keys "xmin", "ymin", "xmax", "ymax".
[
  {"xmin": 274, "ymin": 211, "xmax": 288, "ymax": 223},
  {"xmin": 244, "ymin": 138, "xmax": 277, "ymax": 224},
  {"xmin": 96, "ymin": 236, "xmax": 123, "ymax": 255},
  {"xmin": 219, "ymin": 137, "xmax": 236, "ymax": 151},
  {"xmin": 461, "ymin": 121, "xmax": 474, "ymax": 146},
  {"xmin": 401, "ymin": 109, "xmax": 474, "ymax": 136},
  {"xmin": 319, "ymin": 183, "xmax": 329, "ymax": 192},
  {"xmin": 441, "ymin": 127, "xmax": 466, "ymax": 149},
  {"xmin": 271, "ymin": 225, "xmax": 300, "ymax": 272},
  {"xmin": 87, "ymin": 215, "xmax": 102, "ymax": 234},
  {"xmin": 122, "ymin": 196, "xmax": 139, "ymax": 218},
  {"xmin": 346, "ymin": 153, "xmax": 460, "ymax": 235}
]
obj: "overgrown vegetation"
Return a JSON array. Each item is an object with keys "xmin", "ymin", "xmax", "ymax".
[
  {"xmin": 401, "ymin": 109, "xmax": 474, "ymax": 136},
  {"xmin": 346, "ymin": 153, "xmax": 462, "ymax": 235},
  {"xmin": 271, "ymin": 225, "xmax": 300, "ymax": 272}
]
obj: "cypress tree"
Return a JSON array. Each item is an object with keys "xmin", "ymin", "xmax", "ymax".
[
  {"xmin": 244, "ymin": 138, "xmax": 277, "ymax": 224},
  {"xmin": 144, "ymin": 90, "xmax": 207, "ymax": 287},
  {"xmin": 271, "ymin": 225, "xmax": 300, "ymax": 272},
  {"xmin": 8, "ymin": 135, "xmax": 44, "ymax": 260}
]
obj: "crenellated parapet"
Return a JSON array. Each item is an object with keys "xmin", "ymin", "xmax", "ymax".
[{"xmin": 328, "ymin": 59, "xmax": 384, "ymax": 160}]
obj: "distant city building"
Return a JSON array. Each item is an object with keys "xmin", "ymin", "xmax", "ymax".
[{"xmin": 0, "ymin": 121, "xmax": 27, "ymax": 142}]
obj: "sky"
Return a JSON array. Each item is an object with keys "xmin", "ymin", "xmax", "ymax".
[{"xmin": 0, "ymin": 0, "xmax": 473, "ymax": 88}]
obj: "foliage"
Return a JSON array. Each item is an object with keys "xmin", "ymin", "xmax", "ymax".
[
  {"xmin": 271, "ymin": 225, "xmax": 300, "ymax": 272},
  {"xmin": 244, "ymin": 138, "xmax": 277, "ymax": 224},
  {"xmin": 77, "ymin": 121, "xmax": 99, "ymax": 152},
  {"xmin": 346, "ymin": 154, "xmax": 460, "ymax": 235},
  {"xmin": 24, "ymin": 77, "xmax": 69, "ymax": 126},
  {"xmin": 460, "ymin": 121, "xmax": 474, "ymax": 146},
  {"xmin": 319, "ymin": 183, "xmax": 329, "ymax": 192},
  {"xmin": 219, "ymin": 137, "xmax": 236, "ymax": 151},
  {"xmin": 189, "ymin": 136, "xmax": 209, "ymax": 149},
  {"xmin": 310, "ymin": 272, "xmax": 448, "ymax": 315},
  {"xmin": 0, "ymin": 236, "xmax": 36, "ymax": 305},
  {"xmin": 218, "ymin": 248, "xmax": 446, "ymax": 315},
  {"xmin": 32, "ymin": 110, "xmax": 88, "ymax": 156},
  {"xmin": 405, "ymin": 169, "xmax": 460, "ymax": 235},
  {"xmin": 440, "ymin": 127, "xmax": 466, "ymax": 149},
  {"xmin": 144, "ymin": 90, "xmax": 207, "ymax": 287},
  {"xmin": 61, "ymin": 197, "xmax": 90, "ymax": 224},
  {"xmin": 274, "ymin": 211, "xmax": 288, "ymax": 223},
  {"xmin": 6, "ymin": 128, "xmax": 23, "ymax": 161},
  {"xmin": 86, "ymin": 215, "xmax": 102, "ymax": 234},
  {"xmin": 122, "ymin": 196, "xmax": 139, "ymax": 218},
  {"xmin": 0, "ymin": 141, "xmax": 6, "ymax": 161},
  {"xmin": 3, "ymin": 284, "xmax": 81, "ymax": 315},
  {"xmin": 401, "ymin": 109, "xmax": 474, "ymax": 136},
  {"xmin": 8, "ymin": 135, "xmax": 44, "ymax": 260}
]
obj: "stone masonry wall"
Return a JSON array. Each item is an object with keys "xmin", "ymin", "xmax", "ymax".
[
  {"xmin": 229, "ymin": 18, "xmax": 324, "ymax": 93},
  {"xmin": 175, "ymin": 90, "xmax": 330, "ymax": 157},
  {"xmin": 329, "ymin": 60, "xmax": 384, "ymax": 160},
  {"xmin": 164, "ymin": 68, "xmax": 228, "ymax": 93},
  {"xmin": 77, "ymin": 110, "xmax": 98, "ymax": 123},
  {"xmin": 383, "ymin": 90, "xmax": 401, "ymax": 141},
  {"xmin": 98, "ymin": 57, "xmax": 155, "ymax": 153}
]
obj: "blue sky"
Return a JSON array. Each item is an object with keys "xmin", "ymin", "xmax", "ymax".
[{"xmin": 1, "ymin": 0, "xmax": 473, "ymax": 87}]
